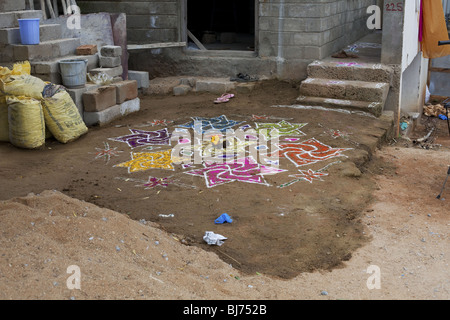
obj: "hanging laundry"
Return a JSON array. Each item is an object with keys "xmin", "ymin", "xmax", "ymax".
[{"xmin": 420, "ymin": 0, "xmax": 450, "ymax": 59}]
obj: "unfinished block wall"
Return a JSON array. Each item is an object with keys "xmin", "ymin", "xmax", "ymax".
[
  {"xmin": 77, "ymin": 0, "xmax": 377, "ymax": 80},
  {"xmin": 77, "ymin": 0, "xmax": 180, "ymax": 44}
]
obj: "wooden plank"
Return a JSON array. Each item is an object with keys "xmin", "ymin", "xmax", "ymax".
[
  {"xmin": 46, "ymin": 0, "xmax": 56, "ymax": 19},
  {"xmin": 40, "ymin": 0, "xmax": 47, "ymax": 19},
  {"xmin": 127, "ymin": 42, "xmax": 186, "ymax": 51},
  {"xmin": 52, "ymin": 0, "xmax": 58, "ymax": 16},
  {"xmin": 61, "ymin": 0, "xmax": 67, "ymax": 15},
  {"xmin": 187, "ymin": 29, "xmax": 207, "ymax": 51}
]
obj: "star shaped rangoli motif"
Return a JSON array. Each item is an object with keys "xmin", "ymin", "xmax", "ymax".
[
  {"xmin": 278, "ymin": 169, "xmax": 329, "ymax": 188},
  {"xmin": 115, "ymin": 149, "xmax": 175, "ymax": 173},
  {"xmin": 141, "ymin": 176, "xmax": 171, "ymax": 189},
  {"xmin": 109, "ymin": 128, "xmax": 171, "ymax": 148},
  {"xmin": 255, "ymin": 120, "xmax": 308, "ymax": 141},
  {"xmin": 184, "ymin": 156, "xmax": 286, "ymax": 188},
  {"xmin": 93, "ymin": 142, "xmax": 123, "ymax": 164}
]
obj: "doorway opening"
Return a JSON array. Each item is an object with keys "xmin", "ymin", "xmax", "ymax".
[{"xmin": 186, "ymin": 0, "xmax": 255, "ymax": 51}]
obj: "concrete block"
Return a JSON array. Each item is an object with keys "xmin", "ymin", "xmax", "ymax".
[
  {"xmin": 173, "ymin": 84, "xmax": 192, "ymax": 96},
  {"xmin": 111, "ymin": 80, "xmax": 138, "ymax": 103},
  {"xmin": 83, "ymin": 98, "xmax": 139, "ymax": 127},
  {"xmin": 76, "ymin": 44, "xmax": 98, "ymax": 55},
  {"xmin": 66, "ymin": 84, "xmax": 102, "ymax": 116},
  {"xmin": 82, "ymin": 85, "xmax": 117, "ymax": 112},
  {"xmin": 100, "ymin": 45, "xmax": 122, "ymax": 57},
  {"xmin": 99, "ymin": 56, "xmax": 121, "ymax": 68},
  {"xmin": 89, "ymin": 66, "xmax": 123, "ymax": 78},
  {"xmin": 84, "ymin": 104, "xmax": 121, "ymax": 127},
  {"xmin": 12, "ymin": 38, "xmax": 80, "ymax": 61},
  {"xmin": 195, "ymin": 78, "xmax": 236, "ymax": 94},
  {"xmin": 0, "ymin": 10, "xmax": 43, "ymax": 29},
  {"xmin": 13, "ymin": 42, "xmax": 53, "ymax": 61},
  {"xmin": 0, "ymin": 0, "xmax": 26, "ymax": 12},
  {"xmin": 120, "ymin": 98, "xmax": 140, "ymax": 115},
  {"xmin": 128, "ymin": 70, "xmax": 149, "ymax": 89},
  {"xmin": 0, "ymin": 44, "xmax": 14, "ymax": 61}
]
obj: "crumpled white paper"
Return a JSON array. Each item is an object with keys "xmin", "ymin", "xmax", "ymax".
[{"xmin": 203, "ymin": 231, "xmax": 227, "ymax": 246}]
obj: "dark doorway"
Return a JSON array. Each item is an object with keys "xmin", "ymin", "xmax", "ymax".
[{"xmin": 187, "ymin": 0, "xmax": 255, "ymax": 51}]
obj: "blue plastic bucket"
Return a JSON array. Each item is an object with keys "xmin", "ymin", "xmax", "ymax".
[
  {"xmin": 18, "ymin": 18, "xmax": 40, "ymax": 45},
  {"xmin": 59, "ymin": 59, "xmax": 88, "ymax": 88}
]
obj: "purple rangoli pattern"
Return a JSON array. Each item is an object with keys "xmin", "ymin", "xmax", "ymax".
[{"xmin": 109, "ymin": 128, "xmax": 171, "ymax": 148}]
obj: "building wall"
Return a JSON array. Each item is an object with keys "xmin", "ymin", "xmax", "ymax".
[
  {"xmin": 78, "ymin": 0, "xmax": 377, "ymax": 80},
  {"xmin": 77, "ymin": 0, "xmax": 180, "ymax": 44}
]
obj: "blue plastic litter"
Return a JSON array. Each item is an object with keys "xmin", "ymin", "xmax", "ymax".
[
  {"xmin": 438, "ymin": 114, "xmax": 448, "ymax": 120},
  {"xmin": 215, "ymin": 213, "xmax": 233, "ymax": 224},
  {"xmin": 400, "ymin": 122, "xmax": 408, "ymax": 131}
]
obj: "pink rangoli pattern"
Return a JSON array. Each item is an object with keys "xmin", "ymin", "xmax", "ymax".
[{"xmin": 184, "ymin": 156, "xmax": 286, "ymax": 188}]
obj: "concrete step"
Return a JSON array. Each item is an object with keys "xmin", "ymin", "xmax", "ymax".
[
  {"xmin": 296, "ymin": 95, "xmax": 384, "ymax": 117},
  {"xmin": 0, "ymin": 0, "xmax": 26, "ymax": 12},
  {"xmin": 307, "ymin": 60, "xmax": 393, "ymax": 84},
  {"xmin": 0, "ymin": 24, "xmax": 62, "ymax": 45},
  {"xmin": 31, "ymin": 53, "xmax": 99, "ymax": 74},
  {"xmin": 299, "ymin": 78, "xmax": 390, "ymax": 103},
  {"xmin": 31, "ymin": 53, "xmax": 99, "ymax": 85},
  {"xmin": 12, "ymin": 38, "xmax": 81, "ymax": 61},
  {"xmin": 0, "ymin": 10, "xmax": 44, "ymax": 29}
]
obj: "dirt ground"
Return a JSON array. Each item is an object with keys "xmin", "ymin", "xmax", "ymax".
[{"xmin": 0, "ymin": 80, "xmax": 449, "ymax": 300}]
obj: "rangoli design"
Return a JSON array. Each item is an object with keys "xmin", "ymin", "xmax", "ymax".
[
  {"xmin": 278, "ymin": 169, "xmax": 329, "ymax": 188},
  {"xmin": 271, "ymin": 138, "xmax": 351, "ymax": 167},
  {"xmin": 177, "ymin": 137, "xmax": 257, "ymax": 161},
  {"xmin": 109, "ymin": 128, "xmax": 171, "ymax": 148},
  {"xmin": 325, "ymin": 128, "xmax": 352, "ymax": 140},
  {"xmin": 150, "ymin": 119, "xmax": 174, "ymax": 126},
  {"xmin": 184, "ymin": 156, "xmax": 286, "ymax": 188},
  {"xmin": 142, "ymin": 176, "xmax": 171, "ymax": 189},
  {"xmin": 255, "ymin": 120, "xmax": 308, "ymax": 141},
  {"xmin": 115, "ymin": 149, "xmax": 175, "ymax": 173},
  {"xmin": 251, "ymin": 114, "xmax": 269, "ymax": 121},
  {"xmin": 177, "ymin": 115, "xmax": 244, "ymax": 134},
  {"xmin": 92, "ymin": 142, "xmax": 123, "ymax": 164}
]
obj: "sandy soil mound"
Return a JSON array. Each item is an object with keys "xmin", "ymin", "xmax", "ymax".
[{"xmin": 0, "ymin": 145, "xmax": 448, "ymax": 300}]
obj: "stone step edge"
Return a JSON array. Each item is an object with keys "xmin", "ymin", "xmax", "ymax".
[{"xmin": 296, "ymin": 95, "xmax": 384, "ymax": 117}]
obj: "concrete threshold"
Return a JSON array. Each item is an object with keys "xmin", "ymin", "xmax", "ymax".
[{"xmin": 183, "ymin": 48, "xmax": 257, "ymax": 59}]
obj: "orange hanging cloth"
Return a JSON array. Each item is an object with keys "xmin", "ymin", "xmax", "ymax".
[{"xmin": 421, "ymin": 0, "xmax": 450, "ymax": 59}]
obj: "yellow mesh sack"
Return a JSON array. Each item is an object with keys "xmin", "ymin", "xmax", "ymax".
[
  {"xmin": 0, "ymin": 74, "xmax": 46, "ymax": 100},
  {"xmin": 0, "ymin": 95, "xmax": 8, "ymax": 142},
  {"xmin": 41, "ymin": 89, "xmax": 88, "ymax": 143},
  {"xmin": 11, "ymin": 61, "xmax": 31, "ymax": 76},
  {"xmin": 7, "ymin": 95, "xmax": 45, "ymax": 149},
  {"xmin": 0, "ymin": 66, "xmax": 11, "ymax": 80},
  {"xmin": 0, "ymin": 61, "xmax": 31, "ymax": 80}
]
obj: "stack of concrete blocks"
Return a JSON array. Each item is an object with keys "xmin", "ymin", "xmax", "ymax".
[
  {"xmin": 128, "ymin": 70, "xmax": 150, "ymax": 93},
  {"xmin": 82, "ymin": 78, "xmax": 140, "ymax": 127},
  {"xmin": 90, "ymin": 45, "xmax": 124, "ymax": 82},
  {"xmin": 64, "ymin": 45, "xmax": 102, "ymax": 118}
]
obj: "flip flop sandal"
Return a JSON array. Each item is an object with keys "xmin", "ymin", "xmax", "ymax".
[
  {"xmin": 214, "ymin": 96, "xmax": 229, "ymax": 104},
  {"xmin": 221, "ymin": 93, "xmax": 235, "ymax": 99}
]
